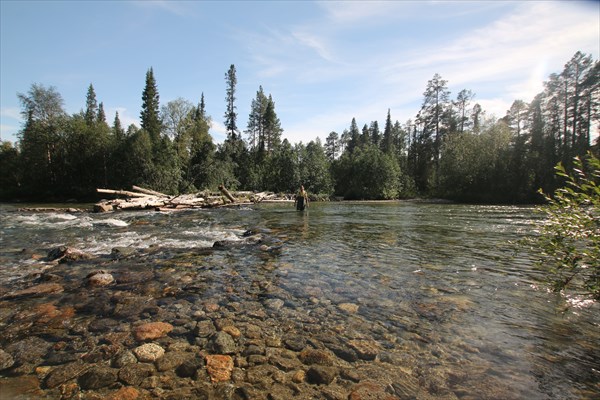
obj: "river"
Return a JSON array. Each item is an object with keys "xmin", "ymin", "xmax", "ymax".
[{"xmin": 0, "ymin": 202, "xmax": 598, "ymax": 399}]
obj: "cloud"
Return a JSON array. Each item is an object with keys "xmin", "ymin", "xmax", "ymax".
[
  {"xmin": 1, "ymin": 107, "xmax": 21, "ymax": 120},
  {"xmin": 368, "ymin": 1, "xmax": 599, "ymax": 120},
  {"xmin": 0, "ymin": 107, "xmax": 22, "ymax": 142},
  {"xmin": 132, "ymin": 0, "xmax": 192, "ymax": 17},
  {"xmin": 291, "ymin": 30, "xmax": 335, "ymax": 62},
  {"xmin": 209, "ymin": 120, "xmax": 227, "ymax": 143},
  {"xmin": 106, "ymin": 107, "xmax": 139, "ymax": 130}
]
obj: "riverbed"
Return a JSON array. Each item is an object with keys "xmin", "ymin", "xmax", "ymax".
[{"xmin": 0, "ymin": 202, "xmax": 598, "ymax": 399}]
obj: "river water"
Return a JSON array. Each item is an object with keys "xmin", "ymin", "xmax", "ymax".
[{"xmin": 0, "ymin": 202, "xmax": 598, "ymax": 399}]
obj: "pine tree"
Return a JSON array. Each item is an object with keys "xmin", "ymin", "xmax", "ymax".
[
  {"xmin": 246, "ymin": 86, "xmax": 268, "ymax": 150},
  {"xmin": 140, "ymin": 67, "xmax": 161, "ymax": 143},
  {"xmin": 325, "ymin": 131, "xmax": 340, "ymax": 161},
  {"xmin": 455, "ymin": 89, "xmax": 474, "ymax": 134},
  {"xmin": 224, "ymin": 64, "xmax": 239, "ymax": 141}
]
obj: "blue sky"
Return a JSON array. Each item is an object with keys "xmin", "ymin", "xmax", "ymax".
[{"xmin": 1, "ymin": 0, "xmax": 598, "ymax": 145}]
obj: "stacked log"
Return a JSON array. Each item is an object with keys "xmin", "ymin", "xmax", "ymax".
[{"xmin": 94, "ymin": 186, "xmax": 292, "ymax": 212}]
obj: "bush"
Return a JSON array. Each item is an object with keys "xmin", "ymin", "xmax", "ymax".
[{"xmin": 528, "ymin": 152, "xmax": 599, "ymax": 300}]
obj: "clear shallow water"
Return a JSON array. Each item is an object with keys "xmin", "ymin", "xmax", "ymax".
[{"xmin": 0, "ymin": 202, "xmax": 598, "ymax": 398}]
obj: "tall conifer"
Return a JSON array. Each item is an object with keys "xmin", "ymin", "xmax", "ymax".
[{"xmin": 140, "ymin": 67, "xmax": 161, "ymax": 143}]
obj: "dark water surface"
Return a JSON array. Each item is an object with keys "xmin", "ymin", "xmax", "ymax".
[{"xmin": 0, "ymin": 202, "xmax": 598, "ymax": 399}]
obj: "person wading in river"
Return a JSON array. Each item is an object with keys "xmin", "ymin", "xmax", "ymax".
[{"xmin": 295, "ymin": 185, "xmax": 309, "ymax": 211}]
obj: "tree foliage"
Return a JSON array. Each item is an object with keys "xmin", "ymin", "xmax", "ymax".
[
  {"xmin": 527, "ymin": 152, "xmax": 600, "ymax": 300},
  {"xmin": 2, "ymin": 52, "xmax": 597, "ymax": 203}
]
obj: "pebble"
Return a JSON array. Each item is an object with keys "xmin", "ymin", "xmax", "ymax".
[
  {"xmin": 338, "ymin": 303, "xmax": 359, "ymax": 313},
  {"xmin": 221, "ymin": 325, "xmax": 241, "ymax": 338},
  {"xmin": 133, "ymin": 343, "xmax": 165, "ymax": 362}
]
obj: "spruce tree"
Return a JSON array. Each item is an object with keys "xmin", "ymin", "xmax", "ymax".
[
  {"xmin": 84, "ymin": 83, "xmax": 98, "ymax": 126},
  {"xmin": 382, "ymin": 109, "xmax": 394, "ymax": 154},
  {"xmin": 113, "ymin": 111, "xmax": 125, "ymax": 140},
  {"xmin": 140, "ymin": 67, "xmax": 161, "ymax": 143},
  {"xmin": 97, "ymin": 102, "xmax": 106, "ymax": 124}
]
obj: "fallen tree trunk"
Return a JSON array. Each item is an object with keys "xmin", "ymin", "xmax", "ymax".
[
  {"xmin": 97, "ymin": 188, "xmax": 151, "ymax": 198},
  {"xmin": 94, "ymin": 185, "xmax": 293, "ymax": 212},
  {"xmin": 218, "ymin": 185, "xmax": 236, "ymax": 203},
  {"xmin": 132, "ymin": 185, "xmax": 169, "ymax": 198}
]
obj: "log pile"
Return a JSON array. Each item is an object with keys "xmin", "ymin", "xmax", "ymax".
[{"xmin": 94, "ymin": 186, "xmax": 293, "ymax": 213}]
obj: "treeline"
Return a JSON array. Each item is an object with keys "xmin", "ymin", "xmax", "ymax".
[{"xmin": 0, "ymin": 52, "xmax": 598, "ymax": 203}]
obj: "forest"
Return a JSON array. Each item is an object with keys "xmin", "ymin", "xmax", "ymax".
[{"xmin": 0, "ymin": 51, "xmax": 598, "ymax": 203}]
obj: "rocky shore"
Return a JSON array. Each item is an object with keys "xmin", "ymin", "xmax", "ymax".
[{"xmin": 0, "ymin": 227, "xmax": 511, "ymax": 399}]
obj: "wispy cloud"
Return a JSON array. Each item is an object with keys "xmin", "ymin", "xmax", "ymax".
[
  {"xmin": 106, "ymin": 107, "xmax": 139, "ymax": 130},
  {"xmin": 278, "ymin": 0, "xmax": 599, "ymax": 142},
  {"xmin": 1, "ymin": 107, "xmax": 21, "ymax": 120},
  {"xmin": 132, "ymin": 0, "xmax": 192, "ymax": 17}
]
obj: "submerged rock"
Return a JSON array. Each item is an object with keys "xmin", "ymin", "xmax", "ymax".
[
  {"xmin": 78, "ymin": 366, "xmax": 118, "ymax": 390},
  {"xmin": 133, "ymin": 321, "xmax": 173, "ymax": 341},
  {"xmin": 118, "ymin": 362, "xmax": 155, "ymax": 386},
  {"xmin": 3, "ymin": 283, "xmax": 64, "ymax": 299},
  {"xmin": 44, "ymin": 361, "xmax": 90, "ymax": 389},
  {"xmin": 348, "ymin": 339, "xmax": 380, "ymax": 361},
  {"xmin": 299, "ymin": 348, "xmax": 333, "ymax": 366},
  {"xmin": 133, "ymin": 343, "xmax": 165, "ymax": 363},
  {"xmin": 205, "ymin": 354, "xmax": 234, "ymax": 382},
  {"xmin": 86, "ymin": 271, "xmax": 114, "ymax": 287},
  {"xmin": 349, "ymin": 381, "xmax": 398, "ymax": 400},
  {"xmin": 306, "ymin": 365, "xmax": 338, "ymax": 385},
  {"xmin": 208, "ymin": 331, "xmax": 237, "ymax": 354},
  {"xmin": 0, "ymin": 349, "xmax": 15, "ymax": 370},
  {"xmin": 46, "ymin": 246, "xmax": 92, "ymax": 263}
]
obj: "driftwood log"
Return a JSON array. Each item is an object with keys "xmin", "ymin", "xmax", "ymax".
[{"xmin": 94, "ymin": 186, "xmax": 292, "ymax": 212}]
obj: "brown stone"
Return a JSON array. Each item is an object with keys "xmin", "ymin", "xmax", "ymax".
[
  {"xmin": 104, "ymin": 386, "xmax": 140, "ymax": 400},
  {"xmin": 133, "ymin": 322, "xmax": 173, "ymax": 341},
  {"xmin": 338, "ymin": 303, "xmax": 359, "ymax": 313},
  {"xmin": 349, "ymin": 381, "xmax": 398, "ymax": 400},
  {"xmin": 348, "ymin": 339, "xmax": 380, "ymax": 360},
  {"xmin": 204, "ymin": 303, "xmax": 220, "ymax": 312},
  {"xmin": 5, "ymin": 283, "xmax": 64, "ymax": 299},
  {"xmin": 221, "ymin": 325, "xmax": 241, "ymax": 339},
  {"xmin": 205, "ymin": 354, "xmax": 234, "ymax": 382},
  {"xmin": 299, "ymin": 348, "xmax": 333, "ymax": 365}
]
